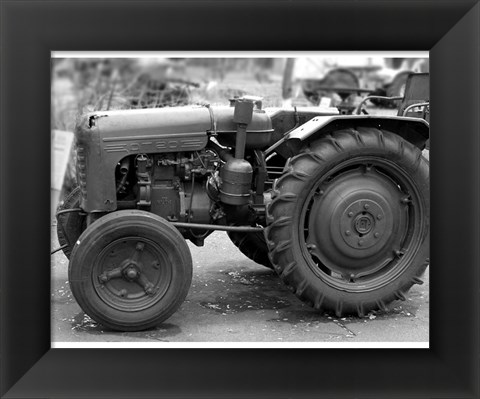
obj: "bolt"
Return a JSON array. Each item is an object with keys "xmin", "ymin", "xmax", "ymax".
[
  {"xmin": 358, "ymin": 240, "xmax": 364, "ymax": 246},
  {"xmin": 345, "ymin": 230, "xmax": 351, "ymax": 236},
  {"xmin": 148, "ymin": 287, "xmax": 156, "ymax": 295},
  {"xmin": 319, "ymin": 190, "xmax": 324, "ymax": 195},
  {"xmin": 377, "ymin": 214, "xmax": 383, "ymax": 220},
  {"xmin": 126, "ymin": 268, "xmax": 138, "ymax": 279},
  {"xmin": 374, "ymin": 232, "xmax": 380, "ymax": 238},
  {"xmin": 395, "ymin": 250, "xmax": 404, "ymax": 258},
  {"xmin": 119, "ymin": 289, "xmax": 127, "ymax": 297},
  {"xmin": 99, "ymin": 275, "xmax": 108, "ymax": 283},
  {"xmin": 348, "ymin": 212, "xmax": 354, "ymax": 218},
  {"xmin": 364, "ymin": 204, "xmax": 370, "ymax": 210},
  {"xmin": 136, "ymin": 242, "xmax": 145, "ymax": 251}
]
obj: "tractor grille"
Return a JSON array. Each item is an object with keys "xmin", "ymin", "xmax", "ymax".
[{"xmin": 76, "ymin": 145, "xmax": 87, "ymax": 201}]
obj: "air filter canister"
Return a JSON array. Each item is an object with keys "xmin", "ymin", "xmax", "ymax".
[{"xmin": 219, "ymin": 158, "xmax": 253, "ymax": 205}]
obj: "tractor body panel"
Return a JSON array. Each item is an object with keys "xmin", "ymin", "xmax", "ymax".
[
  {"xmin": 76, "ymin": 106, "xmax": 210, "ymax": 213},
  {"xmin": 76, "ymin": 107, "xmax": 211, "ymax": 212},
  {"xmin": 75, "ymin": 105, "xmax": 282, "ymax": 212},
  {"xmin": 285, "ymin": 114, "xmax": 429, "ymax": 149}
]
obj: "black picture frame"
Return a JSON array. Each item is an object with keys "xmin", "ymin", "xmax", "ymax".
[{"xmin": 1, "ymin": 0, "xmax": 479, "ymax": 397}]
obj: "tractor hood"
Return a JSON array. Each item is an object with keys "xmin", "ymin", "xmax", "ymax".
[
  {"xmin": 83, "ymin": 106, "xmax": 213, "ymax": 138},
  {"xmin": 79, "ymin": 104, "xmax": 273, "ymax": 139}
]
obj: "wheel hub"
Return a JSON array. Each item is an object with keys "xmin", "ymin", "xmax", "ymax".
[
  {"xmin": 94, "ymin": 238, "xmax": 170, "ymax": 308},
  {"xmin": 340, "ymin": 199, "xmax": 386, "ymax": 250},
  {"xmin": 354, "ymin": 214, "xmax": 373, "ymax": 235},
  {"xmin": 305, "ymin": 166, "xmax": 407, "ymax": 279},
  {"xmin": 124, "ymin": 265, "xmax": 139, "ymax": 280}
]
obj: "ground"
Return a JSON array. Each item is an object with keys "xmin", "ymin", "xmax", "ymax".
[{"xmin": 51, "ymin": 228, "xmax": 429, "ymax": 347}]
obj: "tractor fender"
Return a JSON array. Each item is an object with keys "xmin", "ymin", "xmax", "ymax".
[{"xmin": 285, "ymin": 114, "xmax": 429, "ymax": 150}]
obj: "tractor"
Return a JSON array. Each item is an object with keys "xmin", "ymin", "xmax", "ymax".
[{"xmin": 56, "ymin": 73, "xmax": 430, "ymax": 331}]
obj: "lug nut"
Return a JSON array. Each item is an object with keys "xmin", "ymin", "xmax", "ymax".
[
  {"xmin": 374, "ymin": 232, "xmax": 380, "ymax": 238},
  {"xmin": 345, "ymin": 230, "xmax": 351, "ymax": 236},
  {"xmin": 364, "ymin": 204, "xmax": 370, "ymax": 209},
  {"xmin": 145, "ymin": 287, "xmax": 156, "ymax": 295},
  {"xmin": 358, "ymin": 240, "xmax": 364, "ymax": 246},
  {"xmin": 377, "ymin": 214, "xmax": 383, "ymax": 220},
  {"xmin": 348, "ymin": 212, "xmax": 354, "ymax": 218}
]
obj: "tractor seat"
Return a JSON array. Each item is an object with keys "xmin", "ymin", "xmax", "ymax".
[{"xmin": 356, "ymin": 72, "xmax": 429, "ymax": 121}]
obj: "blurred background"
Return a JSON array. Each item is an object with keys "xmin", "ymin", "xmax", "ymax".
[{"xmin": 51, "ymin": 55, "xmax": 429, "ymax": 194}]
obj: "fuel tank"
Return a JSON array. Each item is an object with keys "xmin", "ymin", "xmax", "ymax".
[{"xmin": 212, "ymin": 107, "xmax": 274, "ymax": 149}]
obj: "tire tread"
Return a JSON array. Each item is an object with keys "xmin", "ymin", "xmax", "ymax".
[{"xmin": 266, "ymin": 128, "xmax": 430, "ymax": 317}]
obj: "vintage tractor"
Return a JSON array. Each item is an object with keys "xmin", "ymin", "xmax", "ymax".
[{"xmin": 56, "ymin": 74, "xmax": 429, "ymax": 331}]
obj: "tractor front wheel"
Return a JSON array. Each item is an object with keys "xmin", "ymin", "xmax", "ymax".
[
  {"xmin": 69, "ymin": 210, "xmax": 192, "ymax": 331},
  {"xmin": 266, "ymin": 128, "xmax": 429, "ymax": 317}
]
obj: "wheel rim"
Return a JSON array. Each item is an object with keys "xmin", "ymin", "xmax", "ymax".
[
  {"xmin": 92, "ymin": 237, "xmax": 173, "ymax": 311},
  {"xmin": 300, "ymin": 156, "xmax": 426, "ymax": 292}
]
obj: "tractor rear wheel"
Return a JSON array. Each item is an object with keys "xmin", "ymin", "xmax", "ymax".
[
  {"xmin": 69, "ymin": 210, "xmax": 192, "ymax": 331},
  {"xmin": 227, "ymin": 231, "xmax": 273, "ymax": 269},
  {"xmin": 266, "ymin": 127, "xmax": 429, "ymax": 317}
]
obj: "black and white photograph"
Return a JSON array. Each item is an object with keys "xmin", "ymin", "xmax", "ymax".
[
  {"xmin": 2, "ymin": 1, "xmax": 479, "ymax": 397},
  {"xmin": 51, "ymin": 52, "xmax": 430, "ymax": 348}
]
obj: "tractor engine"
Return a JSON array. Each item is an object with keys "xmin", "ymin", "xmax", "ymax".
[
  {"xmin": 117, "ymin": 149, "xmax": 219, "ymax": 223},
  {"xmin": 115, "ymin": 146, "xmax": 254, "ymax": 245}
]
